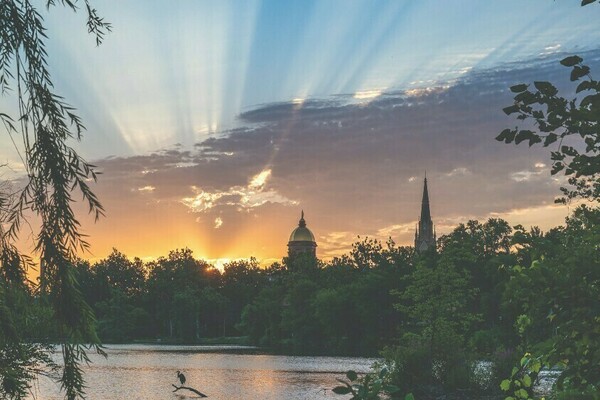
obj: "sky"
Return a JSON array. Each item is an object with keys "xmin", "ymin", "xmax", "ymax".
[{"xmin": 2, "ymin": 1, "xmax": 600, "ymax": 266}]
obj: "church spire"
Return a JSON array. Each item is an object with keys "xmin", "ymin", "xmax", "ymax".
[
  {"xmin": 420, "ymin": 176, "xmax": 431, "ymax": 223},
  {"xmin": 415, "ymin": 175, "xmax": 436, "ymax": 253}
]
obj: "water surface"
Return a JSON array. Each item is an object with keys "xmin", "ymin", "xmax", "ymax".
[{"xmin": 30, "ymin": 344, "xmax": 378, "ymax": 399}]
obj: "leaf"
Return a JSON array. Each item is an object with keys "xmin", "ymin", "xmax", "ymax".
[
  {"xmin": 500, "ymin": 379, "xmax": 511, "ymax": 391},
  {"xmin": 510, "ymin": 84, "xmax": 528, "ymax": 93},
  {"xmin": 580, "ymin": 93, "xmax": 600, "ymax": 109},
  {"xmin": 528, "ymin": 135, "xmax": 542, "ymax": 147},
  {"xmin": 503, "ymin": 105, "xmax": 520, "ymax": 115},
  {"xmin": 576, "ymin": 80, "xmax": 594, "ymax": 93},
  {"xmin": 384, "ymin": 384, "xmax": 400, "ymax": 393},
  {"xmin": 514, "ymin": 91, "xmax": 537, "ymax": 105},
  {"xmin": 520, "ymin": 355, "xmax": 529, "ymax": 367},
  {"xmin": 516, "ymin": 388, "xmax": 528, "ymax": 398},
  {"xmin": 544, "ymin": 133, "xmax": 558, "ymax": 146},
  {"xmin": 404, "ymin": 394, "xmax": 415, "ymax": 400},
  {"xmin": 346, "ymin": 370, "xmax": 358, "ymax": 381},
  {"xmin": 560, "ymin": 55, "xmax": 583, "ymax": 67},
  {"xmin": 551, "ymin": 162, "xmax": 564, "ymax": 175},
  {"xmin": 522, "ymin": 374, "xmax": 532, "ymax": 388},
  {"xmin": 496, "ymin": 128, "xmax": 516, "ymax": 143},
  {"xmin": 514, "ymin": 130, "xmax": 535, "ymax": 145},
  {"xmin": 533, "ymin": 81, "xmax": 558, "ymax": 96},
  {"xmin": 561, "ymin": 145, "xmax": 578, "ymax": 156},
  {"xmin": 571, "ymin": 65, "xmax": 590, "ymax": 81},
  {"xmin": 332, "ymin": 386, "xmax": 351, "ymax": 395}
]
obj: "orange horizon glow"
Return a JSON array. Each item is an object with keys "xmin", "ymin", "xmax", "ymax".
[{"xmin": 18, "ymin": 196, "xmax": 573, "ymax": 280}]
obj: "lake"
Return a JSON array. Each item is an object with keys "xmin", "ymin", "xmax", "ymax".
[{"xmin": 30, "ymin": 344, "xmax": 379, "ymax": 400}]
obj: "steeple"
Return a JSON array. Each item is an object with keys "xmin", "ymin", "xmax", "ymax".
[
  {"xmin": 415, "ymin": 175, "xmax": 436, "ymax": 253},
  {"xmin": 420, "ymin": 176, "xmax": 431, "ymax": 223}
]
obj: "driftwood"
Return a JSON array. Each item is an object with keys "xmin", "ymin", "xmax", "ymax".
[{"xmin": 172, "ymin": 384, "xmax": 208, "ymax": 397}]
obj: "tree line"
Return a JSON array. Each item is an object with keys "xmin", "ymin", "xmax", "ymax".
[{"xmin": 3, "ymin": 205, "xmax": 597, "ymax": 399}]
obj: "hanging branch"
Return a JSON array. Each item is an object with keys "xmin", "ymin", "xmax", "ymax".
[{"xmin": 1, "ymin": 1, "xmax": 111, "ymax": 399}]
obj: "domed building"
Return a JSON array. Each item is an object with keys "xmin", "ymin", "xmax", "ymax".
[{"xmin": 287, "ymin": 211, "xmax": 317, "ymax": 258}]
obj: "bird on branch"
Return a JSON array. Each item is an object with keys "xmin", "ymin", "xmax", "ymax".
[{"xmin": 176, "ymin": 370, "xmax": 186, "ymax": 386}]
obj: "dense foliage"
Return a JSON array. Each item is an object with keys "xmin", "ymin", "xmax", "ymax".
[{"xmin": 69, "ymin": 241, "xmax": 409, "ymax": 356}]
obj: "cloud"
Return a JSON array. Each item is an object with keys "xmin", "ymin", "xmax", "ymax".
[
  {"xmin": 445, "ymin": 167, "xmax": 472, "ymax": 177},
  {"xmin": 318, "ymin": 231, "xmax": 358, "ymax": 258},
  {"xmin": 181, "ymin": 188, "xmax": 225, "ymax": 212},
  {"xmin": 249, "ymin": 169, "xmax": 271, "ymax": 190},
  {"xmin": 404, "ymin": 85, "xmax": 450, "ymax": 98},
  {"xmin": 377, "ymin": 222, "xmax": 417, "ymax": 238},
  {"xmin": 180, "ymin": 169, "xmax": 297, "ymax": 213},
  {"xmin": 354, "ymin": 89, "xmax": 384, "ymax": 101},
  {"xmin": 510, "ymin": 170, "xmax": 543, "ymax": 182},
  {"xmin": 214, "ymin": 217, "xmax": 223, "ymax": 229},
  {"xmin": 79, "ymin": 50, "xmax": 593, "ymax": 261}
]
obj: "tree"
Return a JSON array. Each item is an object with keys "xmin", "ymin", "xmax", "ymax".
[
  {"xmin": 145, "ymin": 249, "xmax": 220, "ymax": 340},
  {"xmin": 501, "ymin": 206, "xmax": 600, "ymax": 399},
  {"xmin": 94, "ymin": 249, "xmax": 146, "ymax": 298},
  {"xmin": 497, "ymin": 2, "xmax": 600, "ymax": 396},
  {"xmin": 221, "ymin": 258, "xmax": 265, "ymax": 335},
  {"xmin": 393, "ymin": 255, "xmax": 478, "ymax": 390},
  {"xmin": 0, "ymin": 1, "xmax": 110, "ymax": 398}
]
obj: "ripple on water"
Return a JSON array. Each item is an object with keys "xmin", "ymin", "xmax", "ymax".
[{"xmin": 29, "ymin": 344, "xmax": 379, "ymax": 400}]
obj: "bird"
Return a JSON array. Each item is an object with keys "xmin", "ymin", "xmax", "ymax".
[{"xmin": 176, "ymin": 370, "xmax": 186, "ymax": 386}]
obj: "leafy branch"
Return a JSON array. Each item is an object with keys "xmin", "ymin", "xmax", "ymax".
[{"xmin": 497, "ymin": 55, "xmax": 600, "ymax": 204}]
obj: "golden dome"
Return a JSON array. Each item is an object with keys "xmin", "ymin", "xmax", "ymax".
[
  {"xmin": 288, "ymin": 211, "xmax": 316, "ymax": 243},
  {"xmin": 289, "ymin": 226, "xmax": 316, "ymax": 242}
]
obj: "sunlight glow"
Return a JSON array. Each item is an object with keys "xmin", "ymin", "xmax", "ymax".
[
  {"xmin": 405, "ymin": 85, "xmax": 450, "ymax": 98},
  {"xmin": 22, "ymin": 0, "xmax": 599, "ymax": 159},
  {"xmin": 181, "ymin": 187, "xmax": 224, "ymax": 212},
  {"xmin": 209, "ymin": 258, "xmax": 232, "ymax": 270},
  {"xmin": 249, "ymin": 169, "xmax": 271, "ymax": 190},
  {"xmin": 181, "ymin": 169, "xmax": 297, "ymax": 213},
  {"xmin": 353, "ymin": 89, "xmax": 383, "ymax": 100}
]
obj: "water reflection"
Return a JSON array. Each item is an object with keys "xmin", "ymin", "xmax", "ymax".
[{"xmin": 30, "ymin": 345, "xmax": 378, "ymax": 400}]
